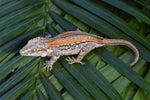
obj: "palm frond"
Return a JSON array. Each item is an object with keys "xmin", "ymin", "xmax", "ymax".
[{"xmin": 0, "ymin": 0, "xmax": 150, "ymax": 99}]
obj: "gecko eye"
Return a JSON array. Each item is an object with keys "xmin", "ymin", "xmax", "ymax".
[{"xmin": 31, "ymin": 48, "xmax": 38, "ymax": 53}]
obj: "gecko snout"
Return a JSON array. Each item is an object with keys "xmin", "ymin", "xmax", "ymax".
[{"xmin": 19, "ymin": 49, "xmax": 24, "ymax": 55}]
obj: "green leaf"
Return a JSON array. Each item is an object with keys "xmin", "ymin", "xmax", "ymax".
[
  {"xmin": 0, "ymin": 56, "xmax": 35, "ymax": 81},
  {"xmin": 39, "ymin": 72, "xmax": 63, "ymax": 100},
  {"xmin": 36, "ymin": 89, "xmax": 47, "ymax": 100},
  {"xmin": 0, "ymin": 1, "xmax": 44, "ymax": 31},
  {"xmin": 20, "ymin": 85, "xmax": 36, "ymax": 100},
  {"xmin": 59, "ymin": 57, "xmax": 122, "ymax": 100},
  {"xmin": 0, "ymin": 14, "xmax": 44, "ymax": 46},
  {"xmin": 49, "ymin": 11, "xmax": 77, "ymax": 31},
  {"xmin": 52, "ymin": 62, "xmax": 93, "ymax": 100},
  {"xmin": 0, "ymin": 58, "xmax": 39, "ymax": 95},
  {"xmin": 0, "ymin": 0, "xmax": 12, "ymax": 6},
  {"xmin": 134, "ymin": 0, "xmax": 150, "ymax": 10},
  {"xmin": 0, "ymin": 0, "xmax": 40, "ymax": 17},
  {"xmin": 1, "ymin": 0, "xmax": 150, "ymax": 99},
  {"xmin": 102, "ymin": 0, "xmax": 150, "ymax": 25},
  {"xmin": 133, "ymin": 70, "xmax": 150, "ymax": 100},
  {"xmin": 1, "ymin": 76, "xmax": 36, "ymax": 100},
  {"xmin": 94, "ymin": 47, "xmax": 150, "ymax": 93}
]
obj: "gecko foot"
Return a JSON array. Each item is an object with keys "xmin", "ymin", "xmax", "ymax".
[
  {"xmin": 43, "ymin": 61, "xmax": 53, "ymax": 71},
  {"xmin": 65, "ymin": 57, "xmax": 85, "ymax": 64}
]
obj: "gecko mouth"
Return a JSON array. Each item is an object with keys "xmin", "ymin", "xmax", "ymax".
[
  {"xmin": 19, "ymin": 50, "xmax": 25, "ymax": 56},
  {"xmin": 19, "ymin": 49, "xmax": 27, "ymax": 56}
]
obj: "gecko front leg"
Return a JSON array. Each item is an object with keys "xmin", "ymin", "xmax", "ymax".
[
  {"xmin": 43, "ymin": 55, "xmax": 60, "ymax": 71},
  {"xmin": 66, "ymin": 45, "xmax": 96, "ymax": 65}
]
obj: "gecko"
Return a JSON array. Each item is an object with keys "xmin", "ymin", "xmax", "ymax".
[{"xmin": 20, "ymin": 29, "xmax": 139, "ymax": 71}]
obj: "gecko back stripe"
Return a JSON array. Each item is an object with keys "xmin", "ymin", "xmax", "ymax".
[
  {"xmin": 49, "ymin": 31, "xmax": 104, "ymax": 42},
  {"xmin": 46, "ymin": 38, "xmax": 103, "ymax": 46}
]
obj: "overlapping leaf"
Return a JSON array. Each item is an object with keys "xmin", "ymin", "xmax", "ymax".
[{"xmin": 0, "ymin": 0, "xmax": 150, "ymax": 99}]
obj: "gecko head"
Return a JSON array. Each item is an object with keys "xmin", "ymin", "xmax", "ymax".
[{"xmin": 20, "ymin": 37, "xmax": 49, "ymax": 57}]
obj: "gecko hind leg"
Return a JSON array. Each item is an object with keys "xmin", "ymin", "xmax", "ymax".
[{"xmin": 66, "ymin": 45, "xmax": 96, "ymax": 65}]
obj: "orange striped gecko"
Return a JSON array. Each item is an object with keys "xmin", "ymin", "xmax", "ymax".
[{"xmin": 20, "ymin": 29, "xmax": 139, "ymax": 71}]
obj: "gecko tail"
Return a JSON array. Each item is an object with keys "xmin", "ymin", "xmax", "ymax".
[{"xmin": 103, "ymin": 39, "xmax": 139, "ymax": 66}]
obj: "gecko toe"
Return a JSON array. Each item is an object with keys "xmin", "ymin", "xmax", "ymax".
[
  {"xmin": 65, "ymin": 57, "xmax": 74, "ymax": 64},
  {"xmin": 80, "ymin": 62, "xmax": 85, "ymax": 64},
  {"xmin": 43, "ymin": 66, "xmax": 47, "ymax": 69},
  {"xmin": 47, "ymin": 67, "xmax": 50, "ymax": 72},
  {"xmin": 43, "ymin": 65, "xmax": 53, "ymax": 71},
  {"xmin": 66, "ymin": 56, "xmax": 85, "ymax": 64}
]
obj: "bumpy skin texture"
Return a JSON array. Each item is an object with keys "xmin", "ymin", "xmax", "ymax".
[{"xmin": 20, "ymin": 29, "xmax": 139, "ymax": 71}]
